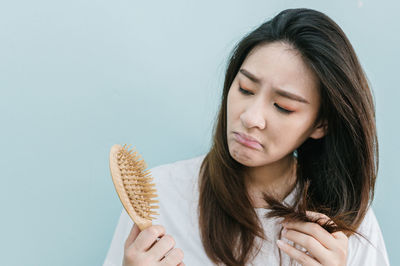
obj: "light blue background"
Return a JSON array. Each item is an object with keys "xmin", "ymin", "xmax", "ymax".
[{"xmin": 1, "ymin": 0, "xmax": 398, "ymax": 265}]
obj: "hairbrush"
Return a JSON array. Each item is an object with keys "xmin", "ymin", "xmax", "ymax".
[{"xmin": 109, "ymin": 144, "xmax": 159, "ymax": 230}]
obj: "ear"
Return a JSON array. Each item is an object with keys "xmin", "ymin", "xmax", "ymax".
[{"xmin": 309, "ymin": 120, "xmax": 328, "ymax": 140}]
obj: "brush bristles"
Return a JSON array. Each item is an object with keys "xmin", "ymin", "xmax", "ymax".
[{"xmin": 117, "ymin": 144, "xmax": 159, "ymax": 220}]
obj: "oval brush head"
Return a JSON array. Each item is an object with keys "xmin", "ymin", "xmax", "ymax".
[{"xmin": 109, "ymin": 144, "xmax": 159, "ymax": 230}]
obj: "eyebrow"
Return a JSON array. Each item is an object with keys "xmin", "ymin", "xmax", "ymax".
[{"xmin": 239, "ymin": 68, "xmax": 310, "ymax": 104}]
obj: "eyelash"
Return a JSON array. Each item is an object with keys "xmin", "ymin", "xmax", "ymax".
[{"xmin": 238, "ymin": 87, "xmax": 293, "ymax": 114}]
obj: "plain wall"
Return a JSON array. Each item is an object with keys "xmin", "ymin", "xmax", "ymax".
[{"xmin": 0, "ymin": 0, "xmax": 398, "ymax": 265}]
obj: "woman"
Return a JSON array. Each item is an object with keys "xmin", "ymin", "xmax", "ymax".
[{"xmin": 104, "ymin": 8, "xmax": 389, "ymax": 266}]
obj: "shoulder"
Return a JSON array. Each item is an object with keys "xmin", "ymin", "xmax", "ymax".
[
  {"xmin": 148, "ymin": 153, "xmax": 207, "ymax": 213},
  {"xmin": 347, "ymin": 207, "xmax": 390, "ymax": 265},
  {"xmin": 150, "ymin": 154, "xmax": 208, "ymax": 260}
]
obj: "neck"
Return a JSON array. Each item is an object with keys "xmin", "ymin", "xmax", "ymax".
[{"xmin": 245, "ymin": 155, "xmax": 297, "ymax": 208}]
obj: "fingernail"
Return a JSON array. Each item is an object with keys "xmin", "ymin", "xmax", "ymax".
[{"xmin": 277, "ymin": 239, "xmax": 284, "ymax": 246}]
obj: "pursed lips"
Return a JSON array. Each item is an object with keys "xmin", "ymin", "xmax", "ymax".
[{"xmin": 233, "ymin": 132, "xmax": 264, "ymax": 149}]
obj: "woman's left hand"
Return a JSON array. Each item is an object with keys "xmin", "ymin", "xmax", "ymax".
[{"xmin": 277, "ymin": 211, "xmax": 348, "ymax": 266}]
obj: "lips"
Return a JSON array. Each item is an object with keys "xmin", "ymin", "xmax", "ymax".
[{"xmin": 234, "ymin": 132, "xmax": 263, "ymax": 150}]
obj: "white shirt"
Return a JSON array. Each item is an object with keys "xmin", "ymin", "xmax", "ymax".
[{"xmin": 103, "ymin": 154, "xmax": 390, "ymax": 266}]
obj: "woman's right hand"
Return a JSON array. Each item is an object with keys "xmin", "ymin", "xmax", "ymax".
[{"xmin": 123, "ymin": 224, "xmax": 185, "ymax": 266}]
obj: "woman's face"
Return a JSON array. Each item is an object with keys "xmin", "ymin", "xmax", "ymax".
[{"xmin": 226, "ymin": 42, "xmax": 326, "ymax": 167}]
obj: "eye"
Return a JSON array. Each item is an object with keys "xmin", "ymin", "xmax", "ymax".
[
  {"xmin": 274, "ymin": 103, "xmax": 293, "ymax": 114},
  {"xmin": 238, "ymin": 87, "xmax": 293, "ymax": 114},
  {"xmin": 239, "ymin": 87, "xmax": 253, "ymax": 95}
]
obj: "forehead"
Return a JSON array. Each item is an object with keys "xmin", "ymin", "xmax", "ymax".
[{"xmin": 240, "ymin": 42, "xmax": 320, "ymax": 104}]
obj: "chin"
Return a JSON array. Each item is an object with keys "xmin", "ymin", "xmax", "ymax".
[{"xmin": 228, "ymin": 143, "xmax": 263, "ymax": 167}]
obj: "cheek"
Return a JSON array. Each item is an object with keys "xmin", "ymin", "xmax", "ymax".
[
  {"xmin": 226, "ymin": 92, "xmax": 234, "ymax": 130},
  {"xmin": 277, "ymin": 117, "xmax": 315, "ymax": 147},
  {"xmin": 226, "ymin": 91, "xmax": 240, "ymax": 121},
  {"xmin": 291, "ymin": 113, "xmax": 317, "ymax": 133}
]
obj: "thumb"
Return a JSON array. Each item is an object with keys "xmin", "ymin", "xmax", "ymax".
[{"xmin": 124, "ymin": 223, "xmax": 140, "ymax": 249}]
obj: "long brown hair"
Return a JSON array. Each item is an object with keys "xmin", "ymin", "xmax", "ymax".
[{"xmin": 198, "ymin": 8, "xmax": 378, "ymax": 266}]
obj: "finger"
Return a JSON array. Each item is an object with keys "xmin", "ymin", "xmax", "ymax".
[
  {"xmin": 332, "ymin": 230, "xmax": 347, "ymax": 240},
  {"xmin": 282, "ymin": 227, "xmax": 330, "ymax": 264},
  {"xmin": 148, "ymin": 234, "xmax": 176, "ymax": 261},
  {"xmin": 283, "ymin": 221, "xmax": 336, "ymax": 250},
  {"xmin": 160, "ymin": 248, "xmax": 184, "ymax": 265},
  {"xmin": 177, "ymin": 263, "xmax": 185, "ymax": 266},
  {"xmin": 277, "ymin": 239, "xmax": 321, "ymax": 266},
  {"xmin": 306, "ymin": 211, "xmax": 349, "ymax": 243},
  {"xmin": 306, "ymin": 211, "xmax": 333, "ymax": 226},
  {"xmin": 124, "ymin": 224, "xmax": 140, "ymax": 249},
  {"xmin": 332, "ymin": 230, "xmax": 349, "ymax": 250},
  {"xmin": 131, "ymin": 225, "xmax": 166, "ymax": 252}
]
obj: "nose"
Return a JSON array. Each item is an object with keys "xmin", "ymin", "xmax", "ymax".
[{"xmin": 239, "ymin": 98, "xmax": 266, "ymax": 130}]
